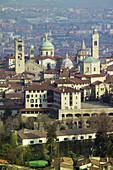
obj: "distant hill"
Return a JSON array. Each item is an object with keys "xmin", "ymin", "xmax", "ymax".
[{"xmin": 1, "ymin": 0, "xmax": 113, "ymax": 9}]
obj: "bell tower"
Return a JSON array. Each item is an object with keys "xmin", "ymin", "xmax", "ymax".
[
  {"xmin": 91, "ymin": 28, "xmax": 99, "ymax": 59},
  {"xmin": 15, "ymin": 39, "xmax": 25, "ymax": 74},
  {"xmin": 30, "ymin": 44, "xmax": 34, "ymax": 58}
]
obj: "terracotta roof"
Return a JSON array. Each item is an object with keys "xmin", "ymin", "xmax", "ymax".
[
  {"xmin": 54, "ymin": 78, "xmax": 90, "ymax": 85},
  {"xmin": 24, "ymin": 83, "xmax": 55, "ymax": 91},
  {"xmin": 41, "ymin": 70, "xmax": 58, "ymax": 74},
  {"xmin": 37, "ymin": 56, "xmax": 56, "ymax": 61},
  {"xmin": 107, "ymin": 65, "xmax": 113, "ymax": 71},
  {"xmin": 6, "ymin": 93, "xmax": 24, "ymax": 99},
  {"xmin": 75, "ymin": 73, "xmax": 106, "ymax": 78},
  {"xmin": 105, "ymin": 74, "xmax": 113, "ymax": 83},
  {"xmin": 54, "ymin": 78, "xmax": 74, "ymax": 84},
  {"xmin": 59, "ymin": 71, "xmax": 69, "ymax": 77},
  {"xmin": 17, "ymin": 128, "xmax": 98, "ymax": 141},
  {"xmin": 91, "ymin": 81, "xmax": 103, "ymax": 86},
  {"xmin": 54, "ymin": 86, "xmax": 81, "ymax": 93},
  {"xmin": 107, "ymin": 60, "xmax": 113, "ymax": 64},
  {"xmin": 17, "ymin": 129, "xmax": 47, "ymax": 139},
  {"xmin": 81, "ymin": 85, "xmax": 92, "ymax": 90}
]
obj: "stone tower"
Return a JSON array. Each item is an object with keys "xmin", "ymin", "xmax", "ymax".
[
  {"xmin": 91, "ymin": 28, "xmax": 99, "ymax": 59},
  {"xmin": 30, "ymin": 44, "xmax": 34, "ymax": 58},
  {"xmin": 15, "ymin": 39, "xmax": 25, "ymax": 74}
]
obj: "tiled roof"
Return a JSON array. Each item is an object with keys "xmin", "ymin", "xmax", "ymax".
[
  {"xmin": 41, "ymin": 70, "xmax": 58, "ymax": 74},
  {"xmin": 6, "ymin": 93, "xmax": 24, "ymax": 99},
  {"xmin": 37, "ymin": 56, "xmax": 56, "ymax": 61},
  {"xmin": 107, "ymin": 65, "xmax": 113, "ymax": 71},
  {"xmin": 24, "ymin": 82, "xmax": 55, "ymax": 91},
  {"xmin": 54, "ymin": 86, "xmax": 81, "ymax": 93},
  {"xmin": 75, "ymin": 73, "xmax": 106, "ymax": 78},
  {"xmin": 81, "ymin": 85, "xmax": 92, "ymax": 90},
  {"xmin": 91, "ymin": 81, "xmax": 103, "ymax": 86}
]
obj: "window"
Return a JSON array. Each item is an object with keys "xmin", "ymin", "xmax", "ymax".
[
  {"xmin": 18, "ymin": 44, "xmax": 22, "ymax": 51},
  {"xmin": 31, "ymin": 104, "xmax": 34, "ymax": 107},
  {"xmin": 39, "ymin": 104, "xmax": 42, "ymax": 107},
  {"xmin": 94, "ymin": 67, "xmax": 96, "ymax": 71},
  {"xmin": 72, "ymin": 137, "xmax": 76, "ymax": 140},
  {"xmin": 46, "ymin": 52, "xmax": 48, "ymax": 56},
  {"xmin": 64, "ymin": 138, "xmax": 68, "ymax": 141},
  {"xmin": 94, "ymin": 41, "xmax": 97, "ymax": 46},
  {"xmin": 39, "ymin": 140, "xmax": 42, "ymax": 143},
  {"xmin": 56, "ymin": 138, "xmax": 59, "ymax": 141},
  {"xmin": 87, "ymin": 67, "xmax": 89, "ymax": 72},
  {"xmin": 44, "ymin": 94, "xmax": 46, "ymax": 98},
  {"xmin": 35, "ymin": 95, "xmax": 37, "ymax": 97},
  {"xmin": 51, "ymin": 51, "xmax": 53, "ymax": 55},
  {"xmin": 40, "ymin": 99, "xmax": 41, "ymax": 103},
  {"xmin": 35, "ymin": 104, "xmax": 38, "ymax": 107},
  {"xmin": 33, "ymin": 90, "xmax": 35, "ymax": 93},
  {"xmin": 27, "ymin": 95, "xmax": 30, "ymax": 98},
  {"xmin": 31, "ymin": 95, "xmax": 33, "ymax": 97},
  {"xmin": 41, "ymin": 51, "xmax": 43, "ymax": 55},
  {"xmin": 41, "ymin": 90, "xmax": 44, "ymax": 92},
  {"xmin": 80, "ymin": 136, "xmax": 84, "ymax": 140},
  {"xmin": 30, "ymin": 141, "xmax": 34, "ymax": 144},
  {"xmin": 35, "ymin": 99, "xmax": 37, "ymax": 103},
  {"xmin": 30, "ymin": 99, "xmax": 34, "ymax": 103},
  {"xmin": 27, "ymin": 99, "xmax": 29, "ymax": 102},
  {"xmin": 89, "ymin": 136, "xmax": 92, "ymax": 139}
]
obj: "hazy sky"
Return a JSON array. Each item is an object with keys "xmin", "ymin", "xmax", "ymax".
[{"xmin": 1, "ymin": 0, "xmax": 113, "ymax": 8}]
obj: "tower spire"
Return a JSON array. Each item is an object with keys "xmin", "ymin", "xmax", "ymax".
[{"xmin": 81, "ymin": 40, "xmax": 86, "ymax": 49}]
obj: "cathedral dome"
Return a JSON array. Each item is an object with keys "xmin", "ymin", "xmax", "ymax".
[
  {"xmin": 40, "ymin": 38, "xmax": 54, "ymax": 49},
  {"xmin": 61, "ymin": 53, "xmax": 74, "ymax": 69},
  {"xmin": 81, "ymin": 57, "xmax": 99, "ymax": 63}
]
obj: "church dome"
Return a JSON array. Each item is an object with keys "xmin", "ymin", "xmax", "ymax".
[
  {"xmin": 61, "ymin": 53, "xmax": 74, "ymax": 69},
  {"xmin": 40, "ymin": 37, "xmax": 54, "ymax": 49},
  {"xmin": 81, "ymin": 57, "xmax": 99, "ymax": 63}
]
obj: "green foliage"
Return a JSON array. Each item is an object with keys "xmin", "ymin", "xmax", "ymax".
[
  {"xmin": 90, "ymin": 86, "xmax": 95, "ymax": 100},
  {"xmin": 10, "ymin": 131, "xmax": 17, "ymax": 146},
  {"xmin": 55, "ymin": 58, "xmax": 62, "ymax": 71},
  {"xmin": 3, "ymin": 107, "xmax": 12, "ymax": 121},
  {"xmin": 68, "ymin": 151, "xmax": 77, "ymax": 166},
  {"xmin": 46, "ymin": 125, "xmax": 57, "ymax": 160},
  {"xmin": 94, "ymin": 132, "xmax": 113, "ymax": 158},
  {"xmin": 101, "ymin": 88, "xmax": 111, "ymax": 103}
]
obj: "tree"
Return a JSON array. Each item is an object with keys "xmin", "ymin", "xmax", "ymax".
[
  {"xmin": 90, "ymin": 86, "xmax": 95, "ymax": 100},
  {"xmin": 68, "ymin": 151, "xmax": 77, "ymax": 167},
  {"xmin": 10, "ymin": 130, "xmax": 17, "ymax": 146},
  {"xmin": 55, "ymin": 58, "xmax": 62, "ymax": 71},
  {"xmin": 101, "ymin": 88, "xmax": 111, "ymax": 103},
  {"xmin": 46, "ymin": 125, "xmax": 57, "ymax": 159},
  {"xmin": 3, "ymin": 107, "xmax": 12, "ymax": 121},
  {"xmin": 88, "ymin": 113, "xmax": 113, "ymax": 157},
  {"xmin": 88, "ymin": 113, "xmax": 113, "ymax": 133}
]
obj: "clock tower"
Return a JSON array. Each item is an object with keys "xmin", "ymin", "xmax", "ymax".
[
  {"xmin": 91, "ymin": 28, "xmax": 99, "ymax": 59},
  {"xmin": 15, "ymin": 39, "xmax": 25, "ymax": 74}
]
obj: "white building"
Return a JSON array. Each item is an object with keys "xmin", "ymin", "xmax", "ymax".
[{"xmin": 17, "ymin": 128, "xmax": 97, "ymax": 146}]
